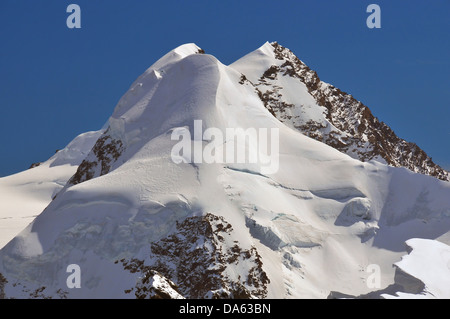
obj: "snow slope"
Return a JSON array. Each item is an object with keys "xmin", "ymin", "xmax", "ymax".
[
  {"xmin": 0, "ymin": 130, "xmax": 102, "ymax": 248},
  {"xmin": 382, "ymin": 239, "xmax": 450, "ymax": 299},
  {"xmin": 0, "ymin": 43, "xmax": 449, "ymax": 299}
]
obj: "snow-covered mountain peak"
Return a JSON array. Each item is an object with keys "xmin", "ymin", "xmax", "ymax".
[
  {"xmin": 145, "ymin": 42, "xmax": 204, "ymax": 73},
  {"xmin": 0, "ymin": 42, "xmax": 449, "ymax": 299},
  {"xmin": 173, "ymin": 42, "xmax": 203, "ymax": 55},
  {"xmin": 255, "ymin": 41, "xmax": 277, "ymax": 57},
  {"xmin": 112, "ymin": 43, "xmax": 206, "ymax": 121},
  {"xmin": 231, "ymin": 42, "xmax": 449, "ymax": 182}
]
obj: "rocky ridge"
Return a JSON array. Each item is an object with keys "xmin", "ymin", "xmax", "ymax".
[{"xmin": 242, "ymin": 42, "xmax": 448, "ymax": 181}]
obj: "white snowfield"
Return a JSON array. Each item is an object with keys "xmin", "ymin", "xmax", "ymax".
[{"xmin": 0, "ymin": 43, "xmax": 449, "ymax": 299}]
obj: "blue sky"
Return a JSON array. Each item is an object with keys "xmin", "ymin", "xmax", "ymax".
[{"xmin": 0, "ymin": 0, "xmax": 449, "ymax": 176}]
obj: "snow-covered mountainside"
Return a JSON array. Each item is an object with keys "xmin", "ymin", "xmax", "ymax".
[
  {"xmin": 0, "ymin": 130, "xmax": 102, "ymax": 248},
  {"xmin": 231, "ymin": 42, "xmax": 449, "ymax": 182},
  {"xmin": 0, "ymin": 43, "xmax": 449, "ymax": 299}
]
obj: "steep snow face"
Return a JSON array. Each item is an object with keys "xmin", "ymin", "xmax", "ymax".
[
  {"xmin": 111, "ymin": 43, "xmax": 204, "ymax": 124},
  {"xmin": 0, "ymin": 130, "xmax": 103, "ymax": 249},
  {"xmin": 230, "ymin": 42, "xmax": 449, "ymax": 182},
  {"xmin": 0, "ymin": 43, "xmax": 449, "ymax": 299}
]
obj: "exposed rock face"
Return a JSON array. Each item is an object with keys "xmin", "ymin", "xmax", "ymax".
[
  {"xmin": 248, "ymin": 42, "xmax": 448, "ymax": 181},
  {"xmin": 121, "ymin": 213, "xmax": 270, "ymax": 299},
  {"xmin": 121, "ymin": 263, "xmax": 184, "ymax": 299},
  {"xmin": 0, "ymin": 273, "xmax": 7, "ymax": 299},
  {"xmin": 0, "ymin": 273, "xmax": 69, "ymax": 299},
  {"xmin": 68, "ymin": 129, "xmax": 123, "ymax": 185},
  {"xmin": 28, "ymin": 162, "xmax": 41, "ymax": 169}
]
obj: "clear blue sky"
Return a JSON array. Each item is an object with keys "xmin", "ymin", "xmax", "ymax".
[{"xmin": 0, "ymin": 0, "xmax": 449, "ymax": 177}]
